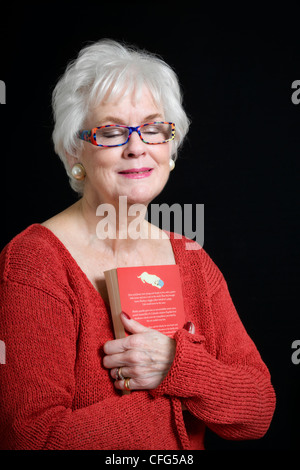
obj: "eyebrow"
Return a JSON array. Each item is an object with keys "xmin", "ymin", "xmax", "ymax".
[{"xmin": 95, "ymin": 113, "xmax": 164, "ymax": 127}]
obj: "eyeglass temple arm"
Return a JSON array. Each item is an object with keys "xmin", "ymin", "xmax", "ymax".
[{"xmin": 78, "ymin": 130, "xmax": 93, "ymax": 143}]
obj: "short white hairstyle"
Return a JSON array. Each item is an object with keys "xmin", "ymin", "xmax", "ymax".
[{"xmin": 52, "ymin": 39, "xmax": 190, "ymax": 194}]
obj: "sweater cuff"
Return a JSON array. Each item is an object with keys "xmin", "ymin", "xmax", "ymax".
[{"xmin": 149, "ymin": 328, "xmax": 206, "ymax": 398}]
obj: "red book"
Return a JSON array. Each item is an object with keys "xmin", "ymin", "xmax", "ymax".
[{"xmin": 104, "ymin": 265, "xmax": 186, "ymax": 339}]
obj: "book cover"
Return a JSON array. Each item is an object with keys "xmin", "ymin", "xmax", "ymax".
[{"xmin": 104, "ymin": 265, "xmax": 186, "ymax": 339}]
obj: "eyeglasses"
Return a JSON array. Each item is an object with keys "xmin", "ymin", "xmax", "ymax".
[{"xmin": 78, "ymin": 121, "xmax": 175, "ymax": 147}]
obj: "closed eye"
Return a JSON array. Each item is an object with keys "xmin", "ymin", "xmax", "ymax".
[{"xmin": 98, "ymin": 128, "xmax": 127, "ymax": 138}]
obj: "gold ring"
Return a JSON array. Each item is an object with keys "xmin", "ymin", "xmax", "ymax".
[
  {"xmin": 124, "ymin": 377, "xmax": 131, "ymax": 391},
  {"xmin": 117, "ymin": 367, "xmax": 125, "ymax": 381}
]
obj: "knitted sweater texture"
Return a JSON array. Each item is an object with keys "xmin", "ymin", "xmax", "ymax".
[{"xmin": 0, "ymin": 225, "xmax": 275, "ymax": 450}]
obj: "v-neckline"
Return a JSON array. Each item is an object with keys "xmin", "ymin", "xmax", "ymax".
[{"xmin": 29, "ymin": 223, "xmax": 186, "ymax": 305}]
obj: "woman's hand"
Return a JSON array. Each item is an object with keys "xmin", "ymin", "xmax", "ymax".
[{"xmin": 103, "ymin": 312, "xmax": 176, "ymax": 391}]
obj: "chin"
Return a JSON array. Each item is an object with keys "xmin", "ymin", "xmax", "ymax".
[{"xmin": 125, "ymin": 183, "xmax": 166, "ymax": 206}]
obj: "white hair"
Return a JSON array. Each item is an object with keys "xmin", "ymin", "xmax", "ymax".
[{"xmin": 52, "ymin": 39, "xmax": 190, "ymax": 194}]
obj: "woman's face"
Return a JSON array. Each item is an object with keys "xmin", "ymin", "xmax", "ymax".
[{"xmin": 77, "ymin": 86, "xmax": 172, "ymax": 208}]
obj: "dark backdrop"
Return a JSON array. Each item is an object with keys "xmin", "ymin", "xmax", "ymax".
[{"xmin": 1, "ymin": 4, "xmax": 299, "ymax": 450}]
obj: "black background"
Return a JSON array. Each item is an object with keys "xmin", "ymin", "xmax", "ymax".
[{"xmin": 1, "ymin": 3, "xmax": 299, "ymax": 450}]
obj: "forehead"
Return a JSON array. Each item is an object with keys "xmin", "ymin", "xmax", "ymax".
[{"xmin": 89, "ymin": 85, "xmax": 164, "ymax": 127}]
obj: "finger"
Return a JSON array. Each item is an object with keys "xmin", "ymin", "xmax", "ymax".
[
  {"xmin": 112, "ymin": 367, "xmax": 124, "ymax": 380},
  {"xmin": 111, "ymin": 366, "xmax": 131, "ymax": 380},
  {"xmin": 103, "ymin": 314, "xmax": 149, "ymax": 355},
  {"xmin": 112, "ymin": 366, "xmax": 134, "ymax": 380},
  {"xmin": 103, "ymin": 337, "xmax": 128, "ymax": 355},
  {"xmin": 184, "ymin": 321, "xmax": 195, "ymax": 334},
  {"xmin": 103, "ymin": 346, "xmax": 148, "ymax": 368},
  {"xmin": 103, "ymin": 351, "xmax": 130, "ymax": 369},
  {"xmin": 114, "ymin": 377, "xmax": 148, "ymax": 391},
  {"xmin": 111, "ymin": 365, "xmax": 155, "ymax": 380},
  {"xmin": 120, "ymin": 312, "xmax": 149, "ymax": 334},
  {"xmin": 114, "ymin": 378, "xmax": 136, "ymax": 391},
  {"xmin": 114, "ymin": 375, "xmax": 161, "ymax": 391}
]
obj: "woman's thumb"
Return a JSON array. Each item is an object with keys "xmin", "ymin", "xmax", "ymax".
[{"xmin": 120, "ymin": 311, "xmax": 149, "ymax": 334}]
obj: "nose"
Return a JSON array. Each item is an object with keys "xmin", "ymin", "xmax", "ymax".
[{"xmin": 123, "ymin": 130, "xmax": 146, "ymax": 158}]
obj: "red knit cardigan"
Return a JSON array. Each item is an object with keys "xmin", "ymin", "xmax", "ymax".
[{"xmin": 0, "ymin": 225, "xmax": 275, "ymax": 450}]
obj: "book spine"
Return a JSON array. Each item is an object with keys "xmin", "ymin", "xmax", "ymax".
[
  {"xmin": 104, "ymin": 270, "xmax": 130, "ymax": 395},
  {"xmin": 104, "ymin": 270, "xmax": 126, "ymax": 339}
]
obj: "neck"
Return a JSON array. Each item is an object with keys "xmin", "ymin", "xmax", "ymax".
[{"xmin": 76, "ymin": 195, "xmax": 155, "ymax": 255}]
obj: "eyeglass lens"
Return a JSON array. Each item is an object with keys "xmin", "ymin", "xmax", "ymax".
[{"xmin": 95, "ymin": 123, "xmax": 173, "ymax": 146}]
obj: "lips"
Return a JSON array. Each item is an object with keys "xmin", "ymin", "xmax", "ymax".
[
  {"xmin": 118, "ymin": 167, "xmax": 154, "ymax": 179},
  {"xmin": 118, "ymin": 167, "xmax": 153, "ymax": 174}
]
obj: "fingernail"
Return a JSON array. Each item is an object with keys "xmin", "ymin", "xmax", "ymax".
[
  {"xmin": 184, "ymin": 321, "xmax": 195, "ymax": 333},
  {"xmin": 121, "ymin": 311, "xmax": 131, "ymax": 320}
]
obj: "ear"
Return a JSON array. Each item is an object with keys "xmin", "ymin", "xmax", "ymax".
[{"xmin": 65, "ymin": 151, "xmax": 79, "ymax": 170}]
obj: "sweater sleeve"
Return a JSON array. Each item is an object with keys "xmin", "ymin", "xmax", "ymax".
[
  {"xmin": 150, "ymin": 277, "xmax": 276, "ymax": 441},
  {"xmin": 0, "ymin": 279, "xmax": 175, "ymax": 450}
]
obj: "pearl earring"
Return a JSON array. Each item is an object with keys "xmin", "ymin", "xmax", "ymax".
[
  {"xmin": 71, "ymin": 163, "xmax": 86, "ymax": 180},
  {"xmin": 169, "ymin": 159, "xmax": 175, "ymax": 171}
]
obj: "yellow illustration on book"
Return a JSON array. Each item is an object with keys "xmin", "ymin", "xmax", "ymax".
[{"xmin": 137, "ymin": 272, "xmax": 164, "ymax": 289}]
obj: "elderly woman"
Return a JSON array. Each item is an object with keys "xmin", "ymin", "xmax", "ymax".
[{"xmin": 0, "ymin": 39, "xmax": 275, "ymax": 450}]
